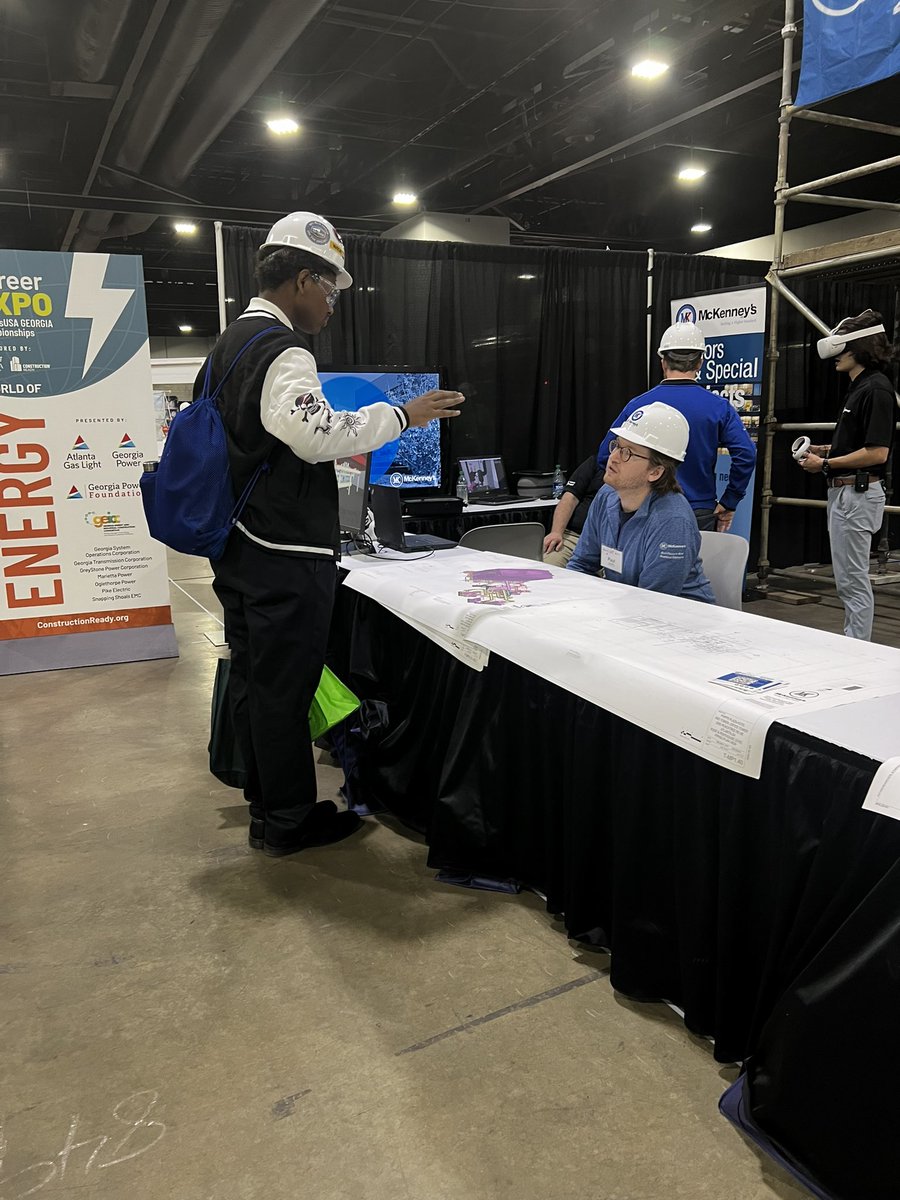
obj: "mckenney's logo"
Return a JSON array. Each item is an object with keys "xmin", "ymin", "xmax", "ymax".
[
  {"xmin": 675, "ymin": 304, "xmax": 697, "ymax": 323},
  {"xmin": 810, "ymin": 0, "xmax": 866, "ymax": 14}
]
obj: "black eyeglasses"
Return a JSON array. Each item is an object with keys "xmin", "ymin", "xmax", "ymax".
[
  {"xmin": 609, "ymin": 438, "xmax": 652, "ymax": 463},
  {"xmin": 310, "ymin": 273, "xmax": 340, "ymax": 309}
]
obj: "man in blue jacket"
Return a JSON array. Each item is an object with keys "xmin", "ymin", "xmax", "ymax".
[
  {"xmin": 569, "ymin": 402, "xmax": 715, "ymax": 603},
  {"xmin": 596, "ymin": 322, "xmax": 756, "ymax": 532}
]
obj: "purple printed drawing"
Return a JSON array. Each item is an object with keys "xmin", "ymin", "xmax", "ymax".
[{"xmin": 458, "ymin": 567, "xmax": 553, "ymax": 606}]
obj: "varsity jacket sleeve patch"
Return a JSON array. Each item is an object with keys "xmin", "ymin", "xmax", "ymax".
[{"xmin": 260, "ymin": 346, "xmax": 409, "ymax": 464}]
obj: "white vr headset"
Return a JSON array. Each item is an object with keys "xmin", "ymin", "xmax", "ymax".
[{"xmin": 816, "ymin": 323, "xmax": 885, "ymax": 360}]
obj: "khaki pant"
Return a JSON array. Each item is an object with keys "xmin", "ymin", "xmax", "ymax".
[{"xmin": 543, "ymin": 528, "xmax": 581, "ymax": 568}]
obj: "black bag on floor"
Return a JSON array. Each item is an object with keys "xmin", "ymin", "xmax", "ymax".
[
  {"xmin": 208, "ymin": 656, "xmax": 361, "ymax": 790},
  {"xmin": 209, "ymin": 657, "xmax": 247, "ymax": 789}
]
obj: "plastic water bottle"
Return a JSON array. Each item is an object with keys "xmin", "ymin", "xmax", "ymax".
[
  {"xmin": 456, "ymin": 474, "xmax": 468, "ymax": 507},
  {"xmin": 552, "ymin": 464, "xmax": 565, "ymax": 499}
]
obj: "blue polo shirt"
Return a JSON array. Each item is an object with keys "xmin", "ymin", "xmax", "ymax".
[
  {"xmin": 596, "ymin": 380, "xmax": 756, "ymax": 512},
  {"xmin": 567, "ymin": 484, "xmax": 715, "ymax": 603}
]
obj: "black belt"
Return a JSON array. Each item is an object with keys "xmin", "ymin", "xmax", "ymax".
[{"xmin": 827, "ymin": 474, "xmax": 882, "ymax": 489}]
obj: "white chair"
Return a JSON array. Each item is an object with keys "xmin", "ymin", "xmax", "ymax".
[
  {"xmin": 698, "ymin": 530, "xmax": 749, "ymax": 610},
  {"xmin": 457, "ymin": 521, "xmax": 545, "ymax": 560}
]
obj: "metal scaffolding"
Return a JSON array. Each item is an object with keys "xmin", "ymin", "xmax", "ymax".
[{"xmin": 757, "ymin": 0, "xmax": 900, "ymax": 589}]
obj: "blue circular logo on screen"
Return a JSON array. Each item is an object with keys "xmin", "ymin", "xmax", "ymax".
[{"xmin": 675, "ymin": 304, "xmax": 697, "ymax": 323}]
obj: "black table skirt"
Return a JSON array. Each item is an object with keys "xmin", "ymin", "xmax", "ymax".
[{"xmin": 330, "ymin": 586, "xmax": 900, "ymax": 1200}]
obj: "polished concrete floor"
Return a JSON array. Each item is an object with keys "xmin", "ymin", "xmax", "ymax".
[{"xmin": 8, "ymin": 549, "xmax": 898, "ymax": 1200}]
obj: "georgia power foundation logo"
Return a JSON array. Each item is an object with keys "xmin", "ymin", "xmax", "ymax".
[{"xmin": 675, "ymin": 304, "xmax": 697, "ymax": 324}]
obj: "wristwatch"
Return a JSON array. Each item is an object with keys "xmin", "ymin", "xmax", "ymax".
[{"xmin": 821, "ymin": 457, "xmax": 830, "ymax": 480}]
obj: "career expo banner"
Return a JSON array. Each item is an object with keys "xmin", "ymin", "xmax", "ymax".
[
  {"xmin": 0, "ymin": 250, "xmax": 177, "ymax": 674},
  {"xmin": 796, "ymin": 0, "xmax": 900, "ymax": 109},
  {"xmin": 670, "ymin": 285, "xmax": 766, "ymax": 543}
]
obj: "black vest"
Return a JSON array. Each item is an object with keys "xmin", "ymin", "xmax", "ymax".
[{"xmin": 196, "ymin": 314, "xmax": 340, "ymax": 558}]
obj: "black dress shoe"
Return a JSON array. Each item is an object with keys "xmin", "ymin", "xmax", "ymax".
[
  {"xmin": 263, "ymin": 803, "xmax": 363, "ymax": 857},
  {"xmin": 248, "ymin": 818, "xmax": 265, "ymax": 850}
]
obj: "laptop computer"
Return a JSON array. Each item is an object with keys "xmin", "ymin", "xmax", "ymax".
[
  {"xmin": 458, "ymin": 456, "xmax": 534, "ymax": 505},
  {"xmin": 370, "ymin": 485, "xmax": 457, "ymax": 553}
]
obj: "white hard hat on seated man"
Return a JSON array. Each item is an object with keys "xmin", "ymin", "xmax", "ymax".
[
  {"xmin": 609, "ymin": 401, "xmax": 690, "ymax": 463},
  {"xmin": 261, "ymin": 211, "xmax": 353, "ymax": 289}
]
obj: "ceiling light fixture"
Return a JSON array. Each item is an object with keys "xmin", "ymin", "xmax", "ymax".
[
  {"xmin": 631, "ymin": 58, "xmax": 669, "ymax": 80},
  {"xmin": 677, "ymin": 165, "xmax": 706, "ymax": 182},
  {"xmin": 518, "ymin": 274, "xmax": 537, "ymax": 280},
  {"xmin": 691, "ymin": 220, "xmax": 712, "ymax": 234},
  {"xmin": 266, "ymin": 116, "xmax": 300, "ymax": 135},
  {"xmin": 178, "ymin": 324, "xmax": 193, "ymax": 333},
  {"xmin": 173, "ymin": 221, "xmax": 197, "ymax": 234},
  {"xmin": 392, "ymin": 191, "xmax": 418, "ymax": 205}
]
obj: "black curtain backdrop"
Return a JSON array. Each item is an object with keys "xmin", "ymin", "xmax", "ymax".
[{"xmin": 222, "ymin": 225, "xmax": 897, "ymax": 569}]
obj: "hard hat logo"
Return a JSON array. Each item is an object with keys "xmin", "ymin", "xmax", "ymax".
[
  {"xmin": 305, "ymin": 220, "xmax": 330, "ymax": 245},
  {"xmin": 631, "ymin": 409, "xmax": 644, "ymax": 422}
]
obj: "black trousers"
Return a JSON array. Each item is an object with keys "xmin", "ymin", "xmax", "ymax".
[
  {"xmin": 212, "ymin": 533, "xmax": 337, "ymax": 845},
  {"xmin": 693, "ymin": 508, "xmax": 717, "ymax": 531}
]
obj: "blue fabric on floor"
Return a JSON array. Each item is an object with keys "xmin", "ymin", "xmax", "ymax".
[
  {"xmin": 719, "ymin": 1076, "xmax": 831, "ymax": 1200},
  {"xmin": 436, "ymin": 869, "xmax": 521, "ymax": 895}
]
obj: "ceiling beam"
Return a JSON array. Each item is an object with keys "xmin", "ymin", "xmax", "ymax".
[{"xmin": 473, "ymin": 67, "xmax": 791, "ymax": 212}]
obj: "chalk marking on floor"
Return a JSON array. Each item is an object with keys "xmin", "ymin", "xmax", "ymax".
[{"xmin": 396, "ymin": 973, "xmax": 601, "ymax": 1055}]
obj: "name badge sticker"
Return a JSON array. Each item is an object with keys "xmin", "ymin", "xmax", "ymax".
[{"xmin": 601, "ymin": 545, "xmax": 623, "ymax": 574}]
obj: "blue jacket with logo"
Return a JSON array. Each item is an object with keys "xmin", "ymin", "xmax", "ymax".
[
  {"xmin": 596, "ymin": 380, "xmax": 756, "ymax": 512},
  {"xmin": 567, "ymin": 484, "xmax": 715, "ymax": 603}
]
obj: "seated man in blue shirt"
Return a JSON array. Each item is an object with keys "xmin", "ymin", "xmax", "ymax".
[
  {"xmin": 568, "ymin": 402, "xmax": 715, "ymax": 603},
  {"xmin": 596, "ymin": 322, "xmax": 756, "ymax": 532}
]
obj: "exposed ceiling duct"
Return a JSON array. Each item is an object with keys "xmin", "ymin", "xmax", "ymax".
[
  {"xmin": 69, "ymin": 0, "xmax": 329, "ymax": 250},
  {"xmin": 70, "ymin": 0, "xmax": 136, "ymax": 83}
]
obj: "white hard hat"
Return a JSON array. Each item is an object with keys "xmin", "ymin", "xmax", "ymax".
[
  {"xmin": 658, "ymin": 322, "xmax": 706, "ymax": 355},
  {"xmin": 610, "ymin": 402, "xmax": 690, "ymax": 462},
  {"xmin": 260, "ymin": 211, "xmax": 353, "ymax": 288},
  {"xmin": 816, "ymin": 318, "xmax": 885, "ymax": 360}
]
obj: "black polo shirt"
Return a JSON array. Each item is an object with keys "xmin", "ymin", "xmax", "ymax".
[
  {"xmin": 830, "ymin": 368, "xmax": 896, "ymax": 478},
  {"xmin": 564, "ymin": 456, "xmax": 606, "ymax": 534}
]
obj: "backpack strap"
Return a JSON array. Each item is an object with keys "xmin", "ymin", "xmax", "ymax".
[{"xmin": 200, "ymin": 322, "xmax": 283, "ymax": 402}]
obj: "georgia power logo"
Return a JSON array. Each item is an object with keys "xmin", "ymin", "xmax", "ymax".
[{"xmin": 675, "ymin": 304, "xmax": 697, "ymax": 324}]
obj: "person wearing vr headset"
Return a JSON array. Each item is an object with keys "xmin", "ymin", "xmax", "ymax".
[
  {"xmin": 797, "ymin": 309, "xmax": 897, "ymax": 640},
  {"xmin": 207, "ymin": 211, "xmax": 464, "ymax": 855}
]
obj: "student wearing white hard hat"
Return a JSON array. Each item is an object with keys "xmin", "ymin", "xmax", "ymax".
[
  {"xmin": 596, "ymin": 321, "xmax": 756, "ymax": 532},
  {"xmin": 568, "ymin": 402, "xmax": 715, "ymax": 602},
  {"xmin": 208, "ymin": 211, "xmax": 464, "ymax": 856},
  {"xmin": 797, "ymin": 309, "xmax": 897, "ymax": 640}
]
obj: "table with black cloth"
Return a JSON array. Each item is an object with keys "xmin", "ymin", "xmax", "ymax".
[
  {"xmin": 403, "ymin": 497, "xmax": 556, "ymax": 542},
  {"xmin": 328, "ymin": 579, "xmax": 900, "ymax": 1200}
]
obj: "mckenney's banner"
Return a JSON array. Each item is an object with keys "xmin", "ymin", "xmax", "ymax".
[
  {"xmin": 670, "ymin": 284, "xmax": 766, "ymax": 543},
  {"xmin": 0, "ymin": 250, "xmax": 177, "ymax": 674}
]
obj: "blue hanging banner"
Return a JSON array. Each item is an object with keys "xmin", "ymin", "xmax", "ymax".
[{"xmin": 796, "ymin": 0, "xmax": 900, "ymax": 108}]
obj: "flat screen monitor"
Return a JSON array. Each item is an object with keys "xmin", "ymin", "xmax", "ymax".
[
  {"xmin": 335, "ymin": 452, "xmax": 371, "ymax": 536},
  {"xmin": 319, "ymin": 368, "xmax": 444, "ymax": 491}
]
